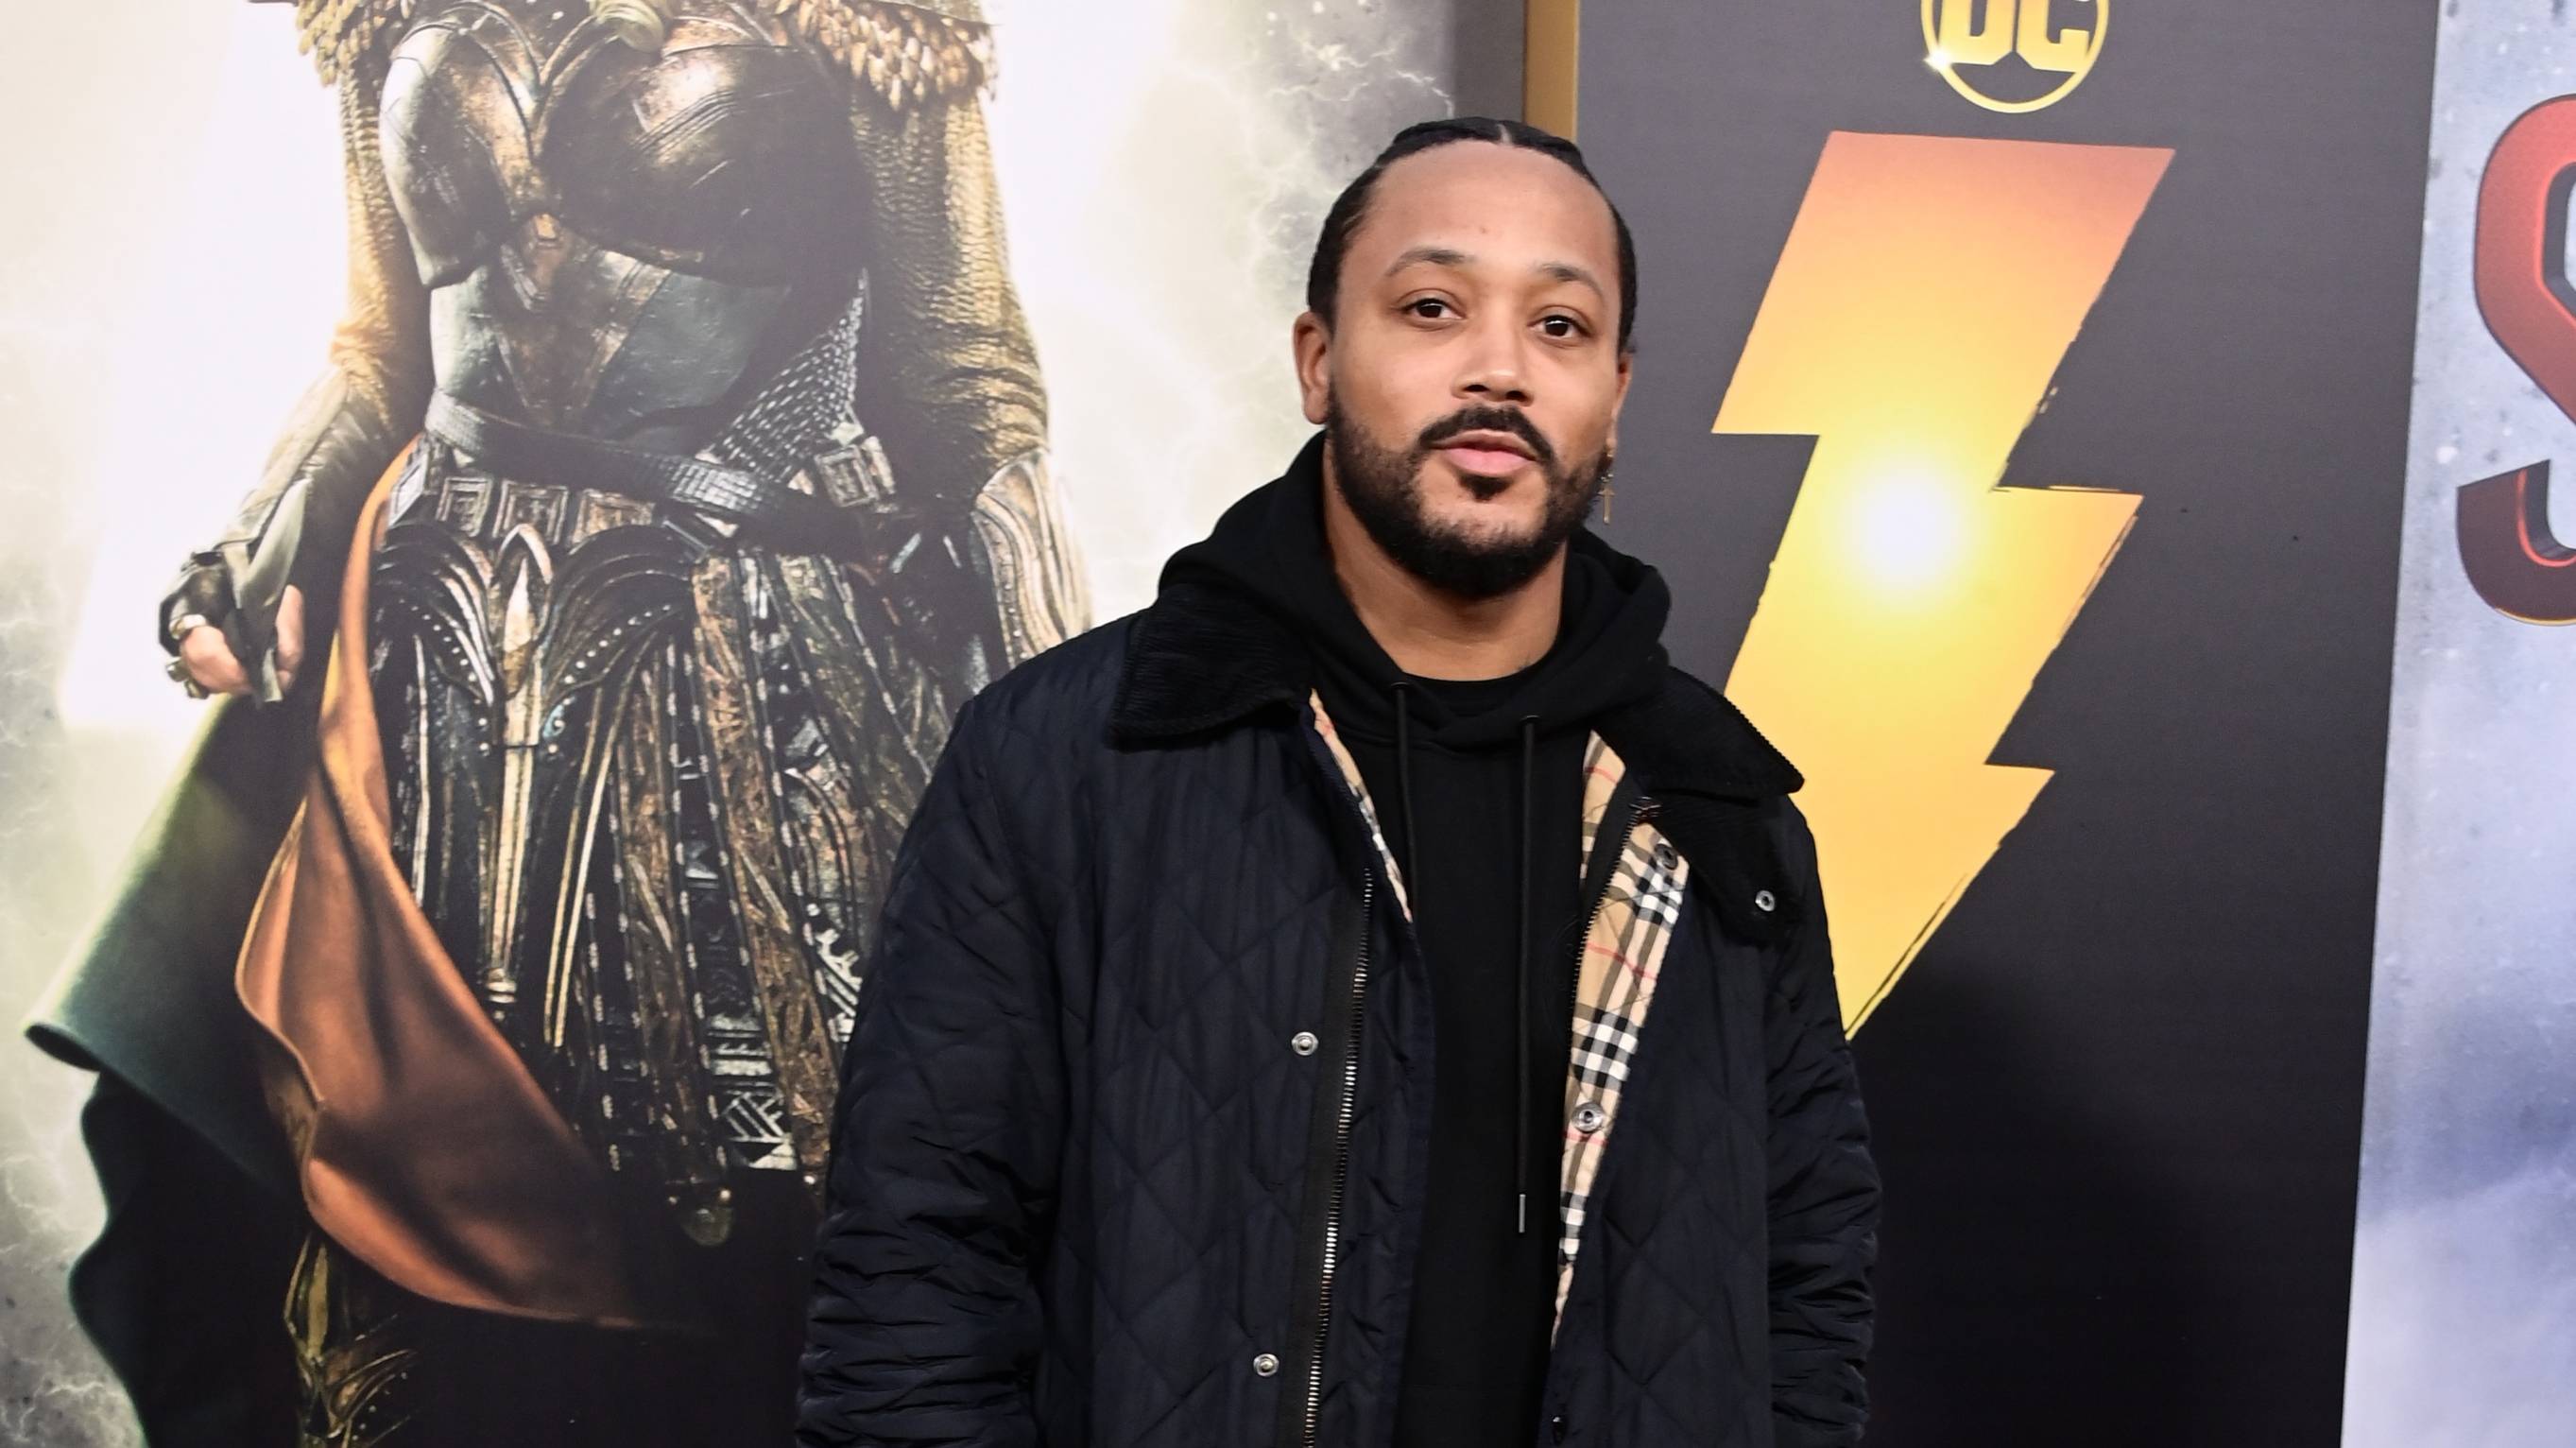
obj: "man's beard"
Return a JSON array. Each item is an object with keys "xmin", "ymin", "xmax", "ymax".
[{"xmin": 1326, "ymin": 400, "xmax": 1612, "ymax": 601}]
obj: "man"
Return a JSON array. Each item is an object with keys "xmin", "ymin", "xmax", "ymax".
[{"xmin": 799, "ymin": 117, "xmax": 1878, "ymax": 1447}]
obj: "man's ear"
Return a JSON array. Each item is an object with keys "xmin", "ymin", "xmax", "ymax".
[{"xmin": 1293, "ymin": 311, "xmax": 1332, "ymax": 425}]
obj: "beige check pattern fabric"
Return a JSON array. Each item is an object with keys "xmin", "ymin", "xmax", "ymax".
[
  {"xmin": 1310, "ymin": 695, "xmax": 1415, "ymax": 919},
  {"xmin": 1555, "ymin": 737, "xmax": 1688, "ymax": 1324},
  {"xmin": 1305, "ymin": 704, "xmax": 1687, "ymax": 1331}
]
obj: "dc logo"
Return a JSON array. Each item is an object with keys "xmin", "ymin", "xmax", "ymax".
[{"xmin": 1922, "ymin": 0, "xmax": 2106, "ymax": 113}]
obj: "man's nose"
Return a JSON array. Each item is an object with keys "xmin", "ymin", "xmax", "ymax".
[{"xmin": 1455, "ymin": 318, "xmax": 1535, "ymax": 405}]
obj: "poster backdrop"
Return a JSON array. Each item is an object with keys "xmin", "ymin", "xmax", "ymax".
[
  {"xmin": 0, "ymin": 3, "xmax": 1493, "ymax": 1441},
  {"xmin": 2345, "ymin": 4, "xmax": 2576, "ymax": 1441},
  {"xmin": 13, "ymin": 1, "xmax": 2570, "ymax": 1443},
  {"xmin": 1575, "ymin": 1, "xmax": 2434, "ymax": 1441}
]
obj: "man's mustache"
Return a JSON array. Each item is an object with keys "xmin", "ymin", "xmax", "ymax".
[{"xmin": 1416, "ymin": 405, "xmax": 1558, "ymax": 472}]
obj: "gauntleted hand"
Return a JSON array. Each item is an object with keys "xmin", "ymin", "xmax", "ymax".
[{"xmin": 175, "ymin": 585, "xmax": 305, "ymax": 698}]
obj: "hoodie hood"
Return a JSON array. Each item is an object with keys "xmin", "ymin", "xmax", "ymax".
[{"xmin": 1158, "ymin": 433, "xmax": 1673, "ymax": 751}]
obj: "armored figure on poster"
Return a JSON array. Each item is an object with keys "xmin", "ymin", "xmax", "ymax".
[{"xmin": 53, "ymin": 0, "xmax": 1086, "ymax": 1442}]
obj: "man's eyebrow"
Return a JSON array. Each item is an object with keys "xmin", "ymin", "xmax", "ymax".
[
  {"xmin": 1383, "ymin": 245, "xmax": 1473, "ymax": 276},
  {"xmin": 1382, "ymin": 247, "xmax": 1607, "ymax": 302},
  {"xmin": 1537, "ymin": 260, "xmax": 1607, "ymax": 299}
]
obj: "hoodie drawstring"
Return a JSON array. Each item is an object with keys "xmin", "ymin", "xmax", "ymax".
[
  {"xmin": 1391, "ymin": 683, "xmax": 1421, "ymax": 899},
  {"xmin": 1515, "ymin": 715, "xmax": 1537, "ymax": 1236}
]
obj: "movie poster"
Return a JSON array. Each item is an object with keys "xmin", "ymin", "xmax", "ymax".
[
  {"xmin": 2345, "ymin": 3, "xmax": 2576, "ymax": 1440},
  {"xmin": 1577, "ymin": 1, "xmax": 2433, "ymax": 1438},
  {"xmin": 0, "ymin": 3, "xmax": 1470, "ymax": 1441}
]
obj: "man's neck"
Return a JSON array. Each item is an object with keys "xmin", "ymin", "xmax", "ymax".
[{"xmin": 1321, "ymin": 471, "xmax": 1565, "ymax": 682}]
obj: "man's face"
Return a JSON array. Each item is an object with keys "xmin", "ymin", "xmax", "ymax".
[{"xmin": 1296, "ymin": 141, "xmax": 1632, "ymax": 599}]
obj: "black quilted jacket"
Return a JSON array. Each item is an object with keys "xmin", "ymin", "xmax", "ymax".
[{"xmin": 799, "ymin": 529, "xmax": 1879, "ymax": 1447}]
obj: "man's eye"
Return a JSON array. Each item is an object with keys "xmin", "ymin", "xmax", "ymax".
[
  {"xmin": 1539, "ymin": 315, "xmax": 1585, "ymax": 339},
  {"xmin": 1407, "ymin": 299, "xmax": 1454, "ymax": 319}
]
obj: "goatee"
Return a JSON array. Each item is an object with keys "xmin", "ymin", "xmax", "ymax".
[{"xmin": 1325, "ymin": 400, "xmax": 1611, "ymax": 601}]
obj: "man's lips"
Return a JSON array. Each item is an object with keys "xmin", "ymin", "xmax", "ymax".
[
  {"xmin": 1434, "ymin": 437, "xmax": 1538, "ymax": 477},
  {"xmin": 1438, "ymin": 445, "xmax": 1533, "ymax": 475}
]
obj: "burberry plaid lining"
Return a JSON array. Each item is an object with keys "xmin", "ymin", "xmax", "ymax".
[
  {"xmin": 1545, "ymin": 736, "xmax": 1690, "ymax": 1314},
  {"xmin": 1309, "ymin": 695, "xmax": 1413, "ymax": 919},
  {"xmin": 1304, "ymin": 704, "xmax": 1688, "ymax": 1332},
  {"xmin": 1555, "ymin": 736, "xmax": 1689, "ymax": 1321}
]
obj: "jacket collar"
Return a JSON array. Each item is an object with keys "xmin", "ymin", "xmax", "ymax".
[
  {"xmin": 1592, "ymin": 661, "xmax": 1803, "ymax": 804},
  {"xmin": 1109, "ymin": 542, "xmax": 1802, "ymax": 805},
  {"xmin": 1108, "ymin": 577, "xmax": 1314, "ymax": 747}
]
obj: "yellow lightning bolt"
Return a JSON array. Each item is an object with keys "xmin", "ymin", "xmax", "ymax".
[{"xmin": 1716, "ymin": 131, "xmax": 2171, "ymax": 1030}]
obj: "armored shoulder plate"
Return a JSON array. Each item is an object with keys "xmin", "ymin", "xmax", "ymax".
[
  {"xmin": 293, "ymin": 0, "xmax": 418, "ymax": 85},
  {"xmin": 294, "ymin": 0, "xmax": 990, "ymax": 109},
  {"xmin": 782, "ymin": 0, "xmax": 993, "ymax": 109}
]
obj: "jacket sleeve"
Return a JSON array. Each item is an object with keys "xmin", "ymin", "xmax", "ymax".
[
  {"xmin": 799, "ymin": 695, "xmax": 1064, "ymax": 1447},
  {"xmin": 1764, "ymin": 804, "xmax": 1880, "ymax": 1446}
]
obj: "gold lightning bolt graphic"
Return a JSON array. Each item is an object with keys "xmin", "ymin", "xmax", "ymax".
[{"xmin": 1716, "ymin": 131, "xmax": 2171, "ymax": 1030}]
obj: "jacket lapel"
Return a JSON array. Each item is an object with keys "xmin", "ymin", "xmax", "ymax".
[
  {"xmin": 1305, "ymin": 693, "xmax": 1413, "ymax": 922},
  {"xmin": 1553, "ymin": 739, "xmax": 1692, "ymax": 1330},
  {"xmin": 1300, "ymin": 706, "xmax": 1692, "ymax": 1334}
]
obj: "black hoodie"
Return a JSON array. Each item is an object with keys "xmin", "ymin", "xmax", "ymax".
[{"xmin": 1160, "ymin": 435, "xmax": 1674, "ymax": 1447}]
